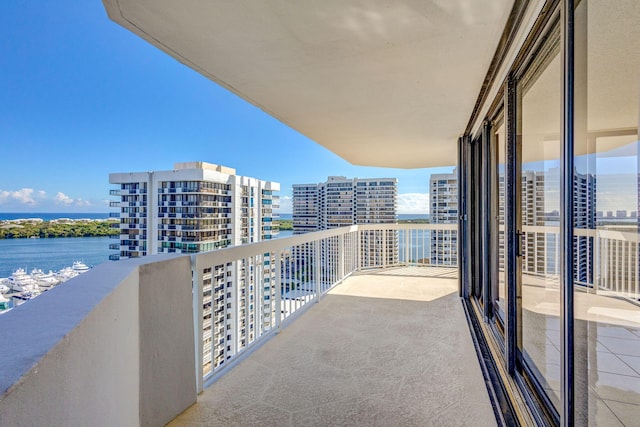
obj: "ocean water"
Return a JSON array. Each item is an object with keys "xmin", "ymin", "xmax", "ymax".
[
  {"xmin": 0, "ymin": 237, "xmax": 111, "ymax": 278},
  {"xmin": 0, "ymin": 212, "xmax": 110, "ymax": 221}
]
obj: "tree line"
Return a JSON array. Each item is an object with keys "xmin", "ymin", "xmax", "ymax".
[{"xmin": 0, "ymin": 221, "xmax": 119, "ymax": 239}]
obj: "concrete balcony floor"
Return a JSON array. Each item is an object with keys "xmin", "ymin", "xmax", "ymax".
[{"xmin": 169, "ymin": 267, "xmax": 497, "ymax": 426}]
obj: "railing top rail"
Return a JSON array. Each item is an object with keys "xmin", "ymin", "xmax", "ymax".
[
  {"xmin": 192, "ymin": 223, "xmax": 459, "ymax": 269},
  {"xmin": 357, "ymin": 223, "xmax": 457, "ymax": 231},
  {"xmin": 192, "ymin": 225, "xmax": 358, "ymax": 269},
  {"xmin": 520, "ymin": 225, "xmax": 639, "ymax": 243}
]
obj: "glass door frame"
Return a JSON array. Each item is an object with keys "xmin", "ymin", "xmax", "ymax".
[{"xmin": 460, "ymin": 1, "xmax": 578, "ymax": 425}]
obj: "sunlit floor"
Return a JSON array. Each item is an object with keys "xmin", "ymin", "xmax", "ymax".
[{"xmin": 169, "ymin": 267, "xmax": 496, "ymax": 426}]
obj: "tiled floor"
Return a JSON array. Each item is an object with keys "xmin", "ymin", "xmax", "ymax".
[
  {"xmin": 521, "ymin": 274, "xmax": 640, "ymax": 425},
  {"xmin": 169, "ymin": 267, "xmax": 496, "ymax": 426}
]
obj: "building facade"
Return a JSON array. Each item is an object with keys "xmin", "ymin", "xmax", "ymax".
[
  {"xmin": 429, "ymin": 171, "xmax": 458, "ymax": 266},
  {"xmin": 110, "ymin": 162, "xmax": 280, "ymax": 371},
  {"xmin": 109, "ymin": 162, "xmax": 279, "ymax": 259},
  {"xmin": 293, "ymin": 176, "xmax": 398, "ymax": 267},
  {"xmin": 293, "ymin": 177, "xmax": 397, "ymax": 232}
]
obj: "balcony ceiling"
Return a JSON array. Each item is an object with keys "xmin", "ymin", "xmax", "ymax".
[{"xmin": 104, "ymin": 0, "xmax": 514, "ymax": 168}]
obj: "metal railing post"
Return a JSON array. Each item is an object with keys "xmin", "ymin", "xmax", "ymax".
[
  {"xmin": 275, "ymin": 249, "xmax": 282, "ymax": 331},
  {"xmin": 191, "ymin": 254, "xmax": 204, "ymax": 394},
  {"xmin": 315, "ymin": 239, "xmax": 321, "ymax": 302}
]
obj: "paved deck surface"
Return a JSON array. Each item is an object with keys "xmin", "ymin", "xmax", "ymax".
[{"xmin": 169, "ymin": 267, "xmax": 497, "ymax": 426}]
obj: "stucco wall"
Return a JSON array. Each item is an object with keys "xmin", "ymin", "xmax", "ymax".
[
  {"xmin": 0, "ymin": 255, "xmax": 196, "ymax": 427},
  {"xmin": 139, "ymin": 257, "xmax": 196, "ymax": 426}
]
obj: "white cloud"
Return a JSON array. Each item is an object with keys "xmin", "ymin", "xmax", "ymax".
[
  {"xmin": 397, "ymin": 193, "xmax": 429, "ymax": 214},
  {"xmin": 276, "ymin": 196, "xmax": 292, "ymax": 213},
  {"xmin": 55, "ymin": 192, "xmax": 74, "ymax": 205},
  {"xmin": 0, "ymin": 188, "xmax": 38, "ymax": 205},
  {"xmin": 0, "ymin": 188, "xmax": 101, "ymax": 211}
]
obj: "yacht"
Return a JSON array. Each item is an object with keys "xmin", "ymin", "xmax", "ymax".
[
  {"xmin": 71, "ymin": 261, "xmax": 91, "ymax": 273},
  {"xmin": 56, "ymin": 266, "xmax": 79, "ymax": 282},
  {"xmin": 30, "ymin": 268, "xmax": 61, "ymax": 288},
  {"xmin": 4, "ymin": 268, "xmax": 40, "ymax": 293}
]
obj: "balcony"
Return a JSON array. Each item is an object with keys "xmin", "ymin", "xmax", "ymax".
[
  {"xmin": 3, "ymin": 223, "xmax": 638, "ymax": 425},
  {"xmin": 0, "ymin": 224, "xmax": 467, "ymax": 426}
]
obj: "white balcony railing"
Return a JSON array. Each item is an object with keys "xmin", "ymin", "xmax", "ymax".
[
  {"xmin": 191, "ymin": 223, "xmax": 457, "ymax": 390},
  {"xmin": 499, "ymin": 225, "xmax": 640, "ymax": 301}
]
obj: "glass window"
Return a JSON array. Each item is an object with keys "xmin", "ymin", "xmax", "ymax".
[
  {"xmin": 574, "ymin": 1, "xmax": 640, "ymax": 425},
  {"xmin": 517, "ymin": 25, "xmax": 562, "ymax": 410},
  {"xmin": 494, "ymin": 115, "xmax": 506, "ymax": 322}
]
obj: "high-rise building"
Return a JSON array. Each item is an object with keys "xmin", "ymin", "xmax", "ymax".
[
  {"xmin": 109, "ymin": 161, "xmax": 279, "ymax": 259},
  {"xmin": 293, "ymin": 176, "xmax": 398, "ymax": 266},
  {"xmin": 429, "ymin": 171, "xmax": 458, "ymax": 266},
  {"xmin": 292, "ymin": 184, "xmax": 319, "ymax": 234},
  {"xmin": 110, "ymin": 162, "xmax": 280, "ymax": 371},
  {"xmin": 519, "ymin": 168, "xmax": 596, "ymax": 284},
  {"xmin": 294, "ymin": 177, "xmax": 397, "ymax": 231}
]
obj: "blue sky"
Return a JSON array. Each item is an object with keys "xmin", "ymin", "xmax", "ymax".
[{"xmin": 0, "ymin": 1, "xmax": 454, "ymax": 214}]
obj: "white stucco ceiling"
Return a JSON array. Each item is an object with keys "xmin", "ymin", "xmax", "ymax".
[{"xmin": 104, "ymin": 0, "xmax": 514, "ymax": 168}]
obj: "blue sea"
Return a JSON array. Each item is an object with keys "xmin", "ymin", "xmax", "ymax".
[
  {"xmin": 0, "ymin": 213, "xmax": 114, "ymax": 277},
  {"xmin": 0, "ymin": 212, "xmax": 109, "ymax": 221},
  {"xmin": 0, "ymin": 237, "xmax": 112, "ymax": 278}
]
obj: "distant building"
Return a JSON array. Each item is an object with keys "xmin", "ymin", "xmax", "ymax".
[
  {"xmin": 292, "ymin": 176, "xmax": 398, "ymax": 267},
  {"xmin": 109, "ymin": 161, "xmax": 280, "ymax": 372},
  {"xmin": 616, "ymin": 210, "xmax": 627, "ymax": 218},
  {"xmin": 292, "ymin": 184, "xmax": 319, "ymax": 234},
  {"xmin": 429, "ymin": 171, "xmax": 458, "ymax": 266},
  {"xmin": 519, "ymin": 168, "xmax": 595, "ymax": 285},
  {"xmin": 109, "ymin": 162, "xmax": 279, "ymax": 258}
]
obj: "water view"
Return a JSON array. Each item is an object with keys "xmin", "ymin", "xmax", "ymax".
[{"xmin": 0, "ymin": 237, "xmax": 111, "ymax": 278}]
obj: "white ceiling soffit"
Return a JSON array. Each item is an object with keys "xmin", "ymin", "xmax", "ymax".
[{"xmin": 104, "ymin": 0, "xmax": 514, "ymax": 168}]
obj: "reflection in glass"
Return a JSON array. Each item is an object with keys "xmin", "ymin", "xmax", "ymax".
[
  {"xmin": 518, "ymin": 29, "xmax": 561, "ymax": 409},
  {"xmin": 494, "ymin": 118, "xmax": 506, "ymax": 321},
  {"xmin": 574, "ymin": 1, "xmax": 640, "ymax": 425}
]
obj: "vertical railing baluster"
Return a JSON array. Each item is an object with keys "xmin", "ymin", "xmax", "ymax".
[
  {"xmin": 276, "ymin": 249, "xmax": 282, "ymax": 331},
  {"xmin": 191, "ymin": 254, "xmax": 204, "ymax": 393},
  {"xmin": 315, "ymin": 239, "xmax": 321, "ymax": 302}
]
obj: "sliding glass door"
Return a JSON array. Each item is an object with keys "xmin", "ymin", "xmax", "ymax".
[
  {"xmin": 516, "ymin": 24, "xmax": 563, "ymax": 415},
  {"xmin": 573, "ymin": 1, "xmax": 640, "ymax": 425}
]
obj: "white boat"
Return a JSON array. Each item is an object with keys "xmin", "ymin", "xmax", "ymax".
[
  {"xmin": 30, "ymin": 268, "xmax": 61, "ymax": 287},
  {"xmin": 13, "ymin": 289, "xmax": 41, "ymax": 302},
  {"xmin": 56, "ymin": 267, "xmax": 79, "ymax": 282},
  {"xmin": 71, "ymin": 261, "xmax": 90, "ymax": 273},
  {"xmin": 4, "ymin": 268, "xmax": 40, "ymax": 293},
  {"xmin": 0, "ymin": 282, "xmax": 9, "ymax": 294}
]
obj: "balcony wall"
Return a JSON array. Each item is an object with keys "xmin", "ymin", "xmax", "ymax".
[{"xmin": 0, "ymin": 255, "xmax": 196, "ymax": 427}]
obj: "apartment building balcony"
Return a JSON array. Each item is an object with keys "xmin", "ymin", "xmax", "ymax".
[{"xmin": 0, "ymin": 224, "xmax": 479, "ymax": 425}]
